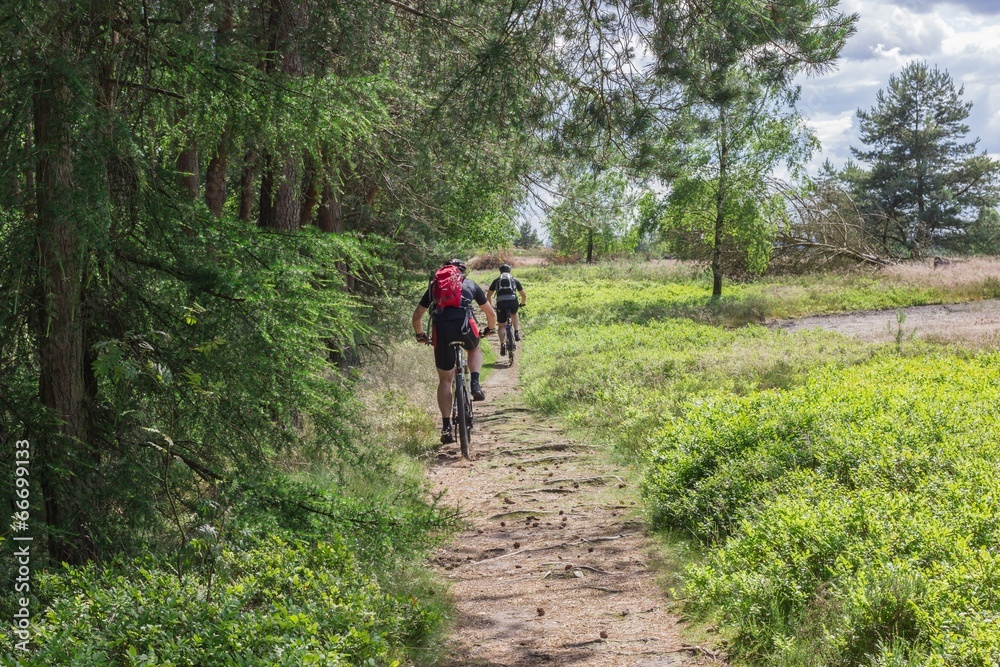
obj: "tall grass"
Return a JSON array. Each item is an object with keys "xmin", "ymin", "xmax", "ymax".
[{"xmin": 357, "ymin": 341, "xmax": 441, "ymax": 458}]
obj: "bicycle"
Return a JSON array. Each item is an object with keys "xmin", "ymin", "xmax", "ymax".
[
  {"xmin": 498, "ymin": 304, "xmax": 522, "ymax": 366},
  {"xmin": 418, "ymin": 324, "xmax": 489, "ymax": 460},
  {"xmin": 449, "ymin": 341, "xmax": 474, "ymax": 459},
  {"xmin": 502, "ymin": 318, "xmax": 516, "ymax": 365}
]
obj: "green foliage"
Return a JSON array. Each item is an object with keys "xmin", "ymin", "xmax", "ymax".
[
  {"xmin": 847, "ymin": 61, "xmax": 1000, "ymax": 257},
  {"xmin": 545, "ymin": 167, "xmax": 637, "ymax": 261},
  {"xmin": 514, "ymin": 221, "xmax": 542, "ymax": 249},
  {"xmin": 651, "ymin": 355, "xmax": 1000, "ymax": 664},
  {"xmin": 512, "ymin": 261, "xmax": 989, "ymax": 329},
  {"xmin": 519, "ymin": 262, "xmax": 1000, "ymax": 665},
  {"xmin": 956, "ymin": 207, "xmax": 1000, "ymax": 256},
  {"xmin": 3, "ymin": 536, "xmax": 442, "ymax": 666},
  {"xmin": 652, "ymin": 74, "xmax": 817, "ymax": 289},
  {"xmin": 642, "ymin": 0, "xmax": 854, "ymax": 294},
  {"xmin": 518, "ymin": 265, "xmax": 889, "ymax": 461}
]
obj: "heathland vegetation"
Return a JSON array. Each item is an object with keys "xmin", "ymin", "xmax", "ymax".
[{"xmin": 520, "ymin": 259, "xmax": 1000, "ymax": 665}]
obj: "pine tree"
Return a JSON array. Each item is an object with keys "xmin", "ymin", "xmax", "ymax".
[{"xmin": 850, "ymin": 61, "xmax": 1000, "ymax": 257}]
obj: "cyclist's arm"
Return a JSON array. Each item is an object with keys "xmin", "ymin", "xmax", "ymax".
[
  {"xmin": 486, "ymin": 289, "xmax": 495, "ymax": 305},
  {"xmin": 471, "ymin": 284, "xmax": 497, "ymax": 331},
  {"xmin": 517, "ymin": 288, "xmax": 526, "ymax": 306},
  {"xmin": 412, "ymin": 305, "xmax": 428, "ymax": 337},
  {"xmin": 480, "ymin": 300, "xmax": 497, "ymax": 332}
]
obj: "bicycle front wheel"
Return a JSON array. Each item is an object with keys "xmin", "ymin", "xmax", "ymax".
[{"xmin": 455, "ymin": 379, "xmax": 471, "ymax": 459}]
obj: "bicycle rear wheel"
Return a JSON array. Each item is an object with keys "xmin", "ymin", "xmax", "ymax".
[
  {"xmin": 506, "ymin": 327, "xmax": 515, "ymax": 365},
  {"xmin": 455, "ymin": 378, "xmax": 471, "ymax": 459}
]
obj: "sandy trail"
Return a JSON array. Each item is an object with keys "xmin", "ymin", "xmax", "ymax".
[
  {"xmin": 773, "ymin": 299, "xmax": 1000, "ymax": 344},
  {"xmin": 427, "ymin": 350, "xmax": 713, "ymax": 667}
]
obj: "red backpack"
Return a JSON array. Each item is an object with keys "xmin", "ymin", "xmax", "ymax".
[{"xmin": 430, "ymin": 264, "xmax": 464, "ymax": 312}]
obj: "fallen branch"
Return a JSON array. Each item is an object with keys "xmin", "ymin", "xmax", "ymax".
[
  {"xmin": 543, "ymin": 476, "xmax": 611, "ymax": 485},
  {"xmin": 581, "ymin": 535, "xmax": 626, "ymax": 543},
  {"xmin": 521, "ymin": 454, "xmax": 579, "ymax": 464},
  {"xmin": 488, "ymin": 510, "xmax": 554, "ymax": 520},
  {"xmin": 474, "ymin": 542, "xmax": 569, "ymax": 563},
  {"xmin": 584, "ymin": 585, "xmax": 622, "ymax": 593},
  {"xmin": 540, "ymin": 562, "xmax": 611, "ymax": 574},
  {"xmin": 496, "ymin": 443, "xmax": 597, "ymax": 456},
  {"xmin": 517, "ymin": 487, "xmax": 576, "ymax": 494},
  {"xmin": 473, "ymin": 536, "xmax": 627, "ymax": 564}
]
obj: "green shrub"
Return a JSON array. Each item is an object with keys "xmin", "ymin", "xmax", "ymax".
[
  {"xmin": 2, "ymin": 535, "xmax": 440, "ymax": 666},
  {"xmin": 649, "ymin": 354, "xmax": 1000, "ymax": 664}
]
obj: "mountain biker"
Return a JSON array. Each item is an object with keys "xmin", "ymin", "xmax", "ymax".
[
  {"xmin": 486, "ymin": 263, "xmax": 526, "ymax": 356},
  {"xmin": 412, "ymin": 259, "xmax": 497, "ymax": 444}
]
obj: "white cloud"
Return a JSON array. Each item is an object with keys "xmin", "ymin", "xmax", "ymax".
[
  {"xmin": 797, "ymin": 0, "xmax": 1000, "ymax": 174},
  {"xmin": 885, "ymin": 0, "xmax": 1000, "ymax": 15}
]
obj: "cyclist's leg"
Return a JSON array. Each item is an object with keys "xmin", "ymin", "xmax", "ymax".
[
  {"xmin": 510, "ymin": 302, "xmax": 521, "ymax": 339},
  {"xmin": 434, "ymin": 320, "xmax": 461, "ymax": 441},
  {"xmin": 461, "ymin": 319, "xmax": 486, "ymax": 400},
  {"xmin": 435, "ymin": 368, "xmax": 455, "ymax": 417},
  {"xmin": 468, "ymin": 346, "xmax": 483, "ymax": 372}
]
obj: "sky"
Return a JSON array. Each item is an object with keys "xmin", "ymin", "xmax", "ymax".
[{"xmin": 796, "ymin": 0, "xmax": 1000, "ymax": 172}]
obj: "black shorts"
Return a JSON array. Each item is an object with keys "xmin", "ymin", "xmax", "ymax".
[
  {"xmin": 496, "ymin": 299, "xmax": 519, "ymax": 323},
  {"xmin": 432, "ymin": 317, "xmax": 480, "ymax": 370}
]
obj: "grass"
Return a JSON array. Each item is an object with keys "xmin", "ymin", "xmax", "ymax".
[
  {"xmin": 510, "ymin": 256, "xmax": 1000, "ymax": 327},
  {"xmin": 516, "ymin": 259, "xmax": 1000, "ymax": 666}
]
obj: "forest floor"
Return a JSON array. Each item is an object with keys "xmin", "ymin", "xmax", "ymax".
[
  {"xmin": 773, "ymin": 298, "xmax": 1000, "ymax": 346},
  {"xmin": 427, "ymin": 349, "xmax": 715, "ymax": 667}
]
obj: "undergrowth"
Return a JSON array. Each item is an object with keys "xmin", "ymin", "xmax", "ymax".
[
  {"xmin": 0, "ymin": 339, "xmax": 458, "ymax": 666},
  {"xmin": 519, "ymin": 260, "xmax": 1000, "ymax": 665}
]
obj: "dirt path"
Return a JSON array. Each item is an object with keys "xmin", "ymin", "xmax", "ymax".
[
  {"xmin": 427, "ymin": 354, "xmax": 713, "ymax": 667},
  {"xmin": 773, "ymin": 299, "xmax": 1000, "ymax": 345}
]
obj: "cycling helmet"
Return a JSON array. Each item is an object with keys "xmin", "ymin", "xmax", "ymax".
[
  {"xmin": 499, "ymin": 263, "xmax": 512, "ymax": 273},
  {"xmin": 445, "ymin": 258, "xmax": 467, "ymax": 273}
]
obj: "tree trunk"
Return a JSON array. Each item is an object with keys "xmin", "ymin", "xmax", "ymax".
[
  {"xmin": 271, "ymin": 159, "xmax": 300, "ymax": 231},
  {"xmin": 34, "ymin": 69, "xmax": 92, "ymax": 564},
  {"xmin": 711, "ymin": 113, "xmax": 728, "ymax": 300},
  {"xmin": 176, "ymin": 146, "xmax": 199, "ymax": 199},
  {"xmin": 257, "ymin": 0, "xmax": 304, "ymax": 231},
  {"xmin": 204, "ymin": 1, "xmax": 234, "ymax": 218},
  {"xmin": 316, "ymin": 179, "xmax": 342, "ymax": 233},
  {"xmin": 586, "ymin": 228, "xmax": 594, "ymax": 263},
  {"xmin": 24, "ymin": 125, "xmax": 35, "ymax": 220},
  {"xmin": 258, "ymin": 156, "xmax": 277, "ymax": 228},
  {"xmin": 299, "ymin": 154, "xmax": 318, "ymax": 228},
  {"xmin": 238, "ymin": 151, "xmax": 256, "ymax": 222},
  {"xmin": 205, "ymin": 141, "xmax": 228, "ymax": 217},
  {"xmin": 259, "ymin": 154, "xmax": 303, "ymax": 231}
]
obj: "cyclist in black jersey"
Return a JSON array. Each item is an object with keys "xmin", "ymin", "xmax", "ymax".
[
  {"xmin": 486, "ymin": 263, "xmax": 526, "ymax": 355},
  {"xmin": 412, "ymin": 259, "xmax": 497, "ymax": 444}
]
